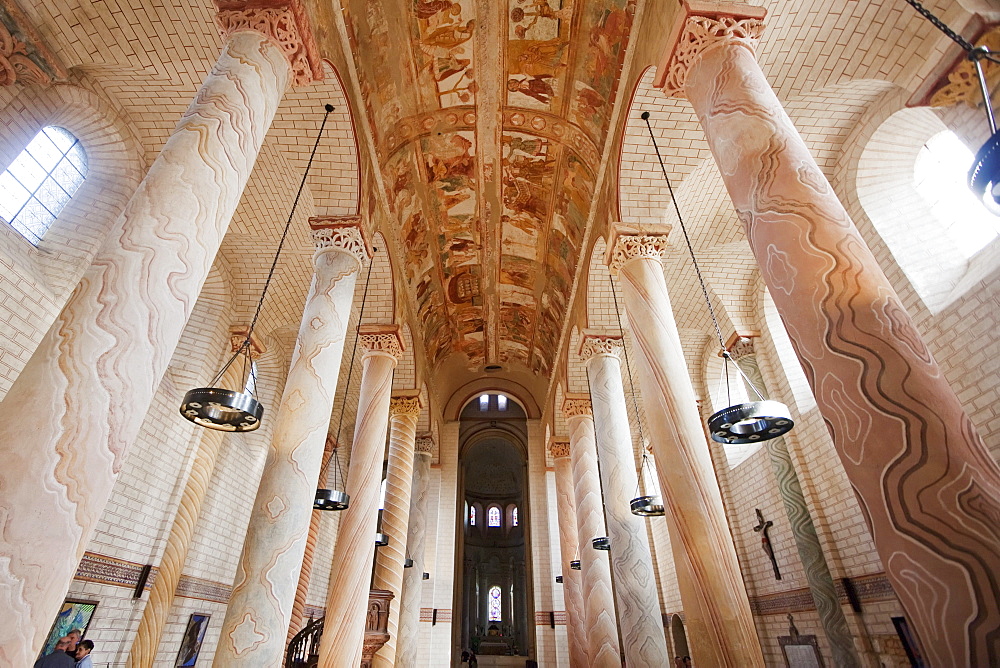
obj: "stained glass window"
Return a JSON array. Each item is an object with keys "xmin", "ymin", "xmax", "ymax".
[
  {"xmin": 470, "ymin": 505, "xmax": 476, "ymax": 525},
  {"xmin": 488, "ymin": 585, "xmax": 501, "ymax": 622},
  {"xmin": 511, "ymin": 507, "xmax": 518, "ymax": 527},
  {"xmin": 0, "ymin": 126, "xmax": 87, "ymax": 245},
  {"xmin": 488, "ymin": 506, "xmax": 501, "ymax": 527}
]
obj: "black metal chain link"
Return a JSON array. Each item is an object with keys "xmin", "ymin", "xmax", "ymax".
[{"xmin": 903, "ymin": 0, "xmax": 975, "ymax": 53}]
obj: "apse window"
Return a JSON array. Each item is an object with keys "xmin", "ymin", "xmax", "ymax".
[
  {"xmin": 488, "ymin": 585, "xmax": 502, "ymax": 622},
  {"xmin": 496, "ymin": 395, "xmax": 508, "ymax": 411},
  {"xmin": 914, "ymin": 130, "xmax": 1000, "ymax": 256},
  {"xmin": 0, "ymin": 126, "xmax": 88, "ymax": 245},
  {"xmin": 469, "ymin": 505, "xmax": 476, "ymax": 526},
  {"xmin": 479, "ymin": 394, "xmax": 490, "ymax": 411},
  {"xmin": 488, "ymin": 506, "xmax": 501, "ymax": 527},
  {"xmin": 243, "ymin": 361, "xmax": 259, "ymax": 396},
  {"xmin": 511, "ymin": 507, "xmax": 518, "ymax": 527}
]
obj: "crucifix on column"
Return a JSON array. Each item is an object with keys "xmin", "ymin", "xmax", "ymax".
[{"xmin": 753, "ymin": 508, "xmax": 781, "ymax": 581}]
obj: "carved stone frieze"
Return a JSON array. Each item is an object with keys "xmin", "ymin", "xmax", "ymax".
[
  {"xmin": 724, "ymin": 331, "xmax": 759, "ymax": 361},
  {"xmin": 389, "ymin": 395, "xmax": 422, "ymax": 418},
  {"xmin": 414, "ymin": 435, "xmax": 434, "ymax": 455},
  {"xmin": 0, "ymin": 0, "xmax": 67, "ymax": 86},
  {"xmin": 654, "ymin": 2, "xmax": 767, "ymax": 98},
  {"xmin": 309, "ymin": 216, "xmax": 370, "ymax": 265},
  {"xmin": 562, "ymin": 395, "xmax": 593, "ymax": 418},
  {"xmin": 579, "ymin": 333, "xmax": 624, "ymax": 361},
  {"xmin": 606, "ymin": 233, "xmax": 671, "ymax": 274},
  {"xmin": 229, "ymin": 325, "xmax": 267, "ymax": 358},
  {"xmin": 929, "ymin": 26, "xmax": 1000, "ymax": 108},
  {"xmin": 359, "ymin": 324, "xmax": 404, "ymax": 360},
  {"xmin": 213, "ymin": 0, "xmax": 322, "ymax": 86},
  {"xmin": 549, "ymin": 440, "xmax": 571, "ymax": 459}
]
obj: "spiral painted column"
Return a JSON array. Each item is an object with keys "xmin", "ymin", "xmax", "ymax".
[
  {"xmin": 606, "ymin": 227, "xmax": 763, "ymax": 668},
  {"xmin": 581, "ymin": 334, "xmax": 669, "ymax": 666},
  {"xmin": 0, "ymin": 2, "xmax": 324, "ymax": 659},
  {"xmin": 396, "ymin": 435, "xmax": 434, "ymax": 668},
  {"xmin": 563, "ymin": 396, "xmax": 622, "ymax": 667},
  {"xmin": 658, "ymin": 5, "xmax": 1000, "ymax": 663},
  {"xmin": 318, "ymin": 325, "xmax": 402, "ymax": 667},
  {"xmin": 216, "ymin": 219, "xmax": 368, "ymax": 666},
  {"xmin": 371, "ymin": 394, "xmax": 422, "ymax": 668},
  {"xmin": 550, "ymin": 441, "xmax": 589, "ymax": 668},
  {"xmin": 728, "ymin": 335, "xmax": 861, "ymax": 667},
  {"xmin": 128, "ymin": 332, "xmax": 265, "ymax": 668}
]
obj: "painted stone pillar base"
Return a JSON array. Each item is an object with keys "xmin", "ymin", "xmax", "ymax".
[
  {"xmin": 550, "ymin": 441, "xmax": 590, "ymax": 668},
  {"xmin": 395, "ymin": 435, "xmax": 434, "ymax": 668},
  {"xmin": 606, "ymin": 228, "xmax": 764, "ymax": 668},
  {"xmin": 563, "ymin": 397, "xmax": 622, "ymax": 667},
  {"xmin": 658, "ymin": 4, "xmax": 1000, "ymax": 663},
  {"xmin": 0, "ymin": 5, "xmax": 320, "ymax": 657},
  {"xmin": 317, "ymin": 326, "xmax": 402, "ymax": 667}
]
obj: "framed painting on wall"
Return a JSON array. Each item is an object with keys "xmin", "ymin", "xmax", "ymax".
[
  {"xmin": 175, "ymin": 613, "xmax": 211, "ymax": 667},
  {"xmin": 40, "ymin": 599, "xmax": 98, "ymax": 657}
]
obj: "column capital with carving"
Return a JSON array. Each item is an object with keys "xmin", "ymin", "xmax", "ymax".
[
  {"xmin": 724, "ymin": 330, "xmax": 759, "ymax": 361},
  {"xmin": 653, "ymin": 0, "xmax": 767, "ymax": 98},
  {"xmin": 229, "ymin": 325, "xmax": 268, "ymax": 359},
  {"xmin": 562, "ymin": 394, "xmax": 593, "ymax": 418},
  {"xmin": 359, "ymin": 324, "xmax": 404, "ymax": 361},
  {"xmin": 214, "ymin": 0, "xmax": 323, "ymax": 86},
  {"xmin": 579, "ymin": 332, "xmax": 624, "ymax": 362},
  {"xmin": 389, "ymin": 393, "xmax": 422, "ymax": 418},
  {"xmin": 548, "ymin": 439, "xmax": 571, "ymax": 459},
  {"xmin": 1, "ymin": 0, "xmax": 68, "ymax": 86},
  {"xmin": 415, "ymin": 434, "xmax": 435, "ymax": 456},
  {"xmin": 605, "ymin": 221, "xmax": 672, "ymax": 274},
  {"xmin": 310, "ymin": 215, "xmax": 370, "ymax": 267}
]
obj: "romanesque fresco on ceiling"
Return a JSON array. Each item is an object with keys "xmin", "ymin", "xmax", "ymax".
[{"xmin": 341, "ymin": 0, "xmax": 634, "ymax": 375}]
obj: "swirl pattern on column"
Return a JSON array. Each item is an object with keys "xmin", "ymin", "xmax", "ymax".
[
  {"xmin": 682, "ymin": 30, "xmax": 1000, "ymax": 666},
  {"xmin": 318, "ymin": 327, "xmax": 401, "ymax": 667},
  {"xmin": 216, "ymin": 231, "xmax": 363, "ymax": 666},
  {"xmin": 563, "ymin": 399, "xmax": 621, "ymax": 667},
  {"xmin": 371, "ymin": 395, "xmax": 421, "ymax": 668},
  {"xmin": 0, "ymin": 31, "xmax": 288, "ymax": 664},
  {"xmin": 551, "ymin": 444, "xmax": 590, "ymax": 668},
  {"xmin": 584, "ymin": 344, "xmax": 670, "ymax": 665},
  {"xmin": 396, "ymin": 439, "xmax": 433, "ymax": 668}
]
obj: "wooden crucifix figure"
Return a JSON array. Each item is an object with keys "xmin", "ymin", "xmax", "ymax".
[{"xmin": 753, "ymin": 508, "xmax": 781, "ymax": 580}]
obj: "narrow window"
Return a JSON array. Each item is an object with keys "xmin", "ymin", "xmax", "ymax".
[
  {"xmin": 488, "ymin": 506, "xmax": 501, "ymax": 527},
  {"xmin": 511, "ymin": 506, "xmax": 518, "ymax": 527},
  {"xmin": 488, "ymin": 585, "xmax": 502, "ymax": 622},
  {"xmin": 479, "ymin": 394, "xmax": 489, "ymax": 411},
  {"xmin": 243, "ymin": 360, "xmax": 259, "ymax": 396},
  {"xmin": 0, "ymin": 126, "xmax": 88, "ymax": 245},
  {"xmin": 496, "ymin": 395, "xmax": 507, "ymax": 411},
  {"xmin": 470, "ymin": 505, "xmax": 476, "ymax": 526}
]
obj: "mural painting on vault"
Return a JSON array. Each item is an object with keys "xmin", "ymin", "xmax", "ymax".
[{"xmin": 342, "ymin": 0, "xmax": 635, "ymax": 374}]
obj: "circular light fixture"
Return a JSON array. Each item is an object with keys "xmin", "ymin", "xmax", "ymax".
[
  {"xmin": 592, "ymin": 537, "xmax": 610, "ymax": 551},
  {"xmin": 404, "ymin": 558, "xmax": 414, "ymax": 568},
  {"xmin": 630, "ymin": 495, "xmax": 665, "ymax": 517},
  {"xmin": 569, "ymin": 560, "xmax": 581, "ymax": 570},
  {"xmin": 180, "ymin": 388, "xmax": 262, "ymax": 432},
  {"xmin": 313, "ymin": 488, "xmax": 349, "ymax": 511},
  {"xmin": 375, "ymin": 533, "xmax": 389, "ymax": 547},
  {"xmin": 708, "ymin": 400, "xmax": 794, "ymax": 444}
]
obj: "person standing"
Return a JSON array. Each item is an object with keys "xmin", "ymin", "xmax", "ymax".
[
  {"xmin": 74, "ymin": 639, "xmax": 94, "ymax": 668},
  {"xmin": 33, "ymin": 637, "xmax": 75, "ymax": 667}
]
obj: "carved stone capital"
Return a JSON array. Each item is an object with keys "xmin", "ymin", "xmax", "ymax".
[
  {"xmin": 415, "ymin": 435, "xmax": 435, "ymax": 456},
  {"xmin": 654, "ymin": 1, "xmax": 767, "ymax": 98},
  {"xmin": 359, "ymin": 324, "xmax": 404, "ymax": 360},
  {"xmin": 229, "ymin": 325, "xmax": 267, "ymax": 359},
  {"xmin": 579, "ymin": 332, "xmax": 624, "ymax": 361},
  {"xmin": 605, "ymin": 222, "xmax": 672, "ymax": 274},
  {"xmin": 214, "ymin": 0, "xmax": 323, "ymax": 86},
  {"xmin": 0, "ymin": 0, "xmax": 68, "ymax": 86},
  {"xmin": 928, "ymin": 26, "xmax": 1000, "ymax": 108},
  {"xmin": 310, "ymin": 216, "xmax": 370, "ymax": 267},
  {"xmin": 549, "ymin": 439, "xmax": 571, "ymax": 459},
  {"xmin": 724, "ymin": 331, "xmax": 759, "ymax": 361},
  {"xmin": 389, "ymin": 394, "xmax": 422, "ymax": 418},
  {"xmin": 562, "ymin": 394, "xmax": 593, "ymax": 418}
]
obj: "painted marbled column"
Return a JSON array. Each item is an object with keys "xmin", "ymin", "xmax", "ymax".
[
  {"xmin": 728, "ymin": 335, "xmax": 861, "ymax": 667},
  {"xmin": 606, "ymin": 228, "xmax": 763, "ymax": 667},
  {"xmin": 317, "ymin": 326, "xmax": 403, "ymax": 668},
  {"xmin": 581, "ymin": 334, "xmax": 670, "ymax": 666},
  {"xmin": 659, "ymin": 8, "xmax": 1000, "ymax": 662},
  {"xmin": 563, "ymin": 397, "xmax": 622, "ymax": 668},
  {"xmin": 396, "ymin": 436, "xmax": 434, "ymax": 668},
  {"xmin": 0, "ymin": 6, "xmax": 322, "ymax": 658},
  {"xmin": 550, "ymin": 442, "xmax": 589, "ymax": 668},
  {"xmin": 216, "ymin": 220, "xmax": 368, "ymax": 666},
  {"xmin": 128, "ymin": 332, "xmax": 266, "ymax": 668},
  {"xmin": 371, "ymin": 395, "xmax": 422, "ymax": 668}
]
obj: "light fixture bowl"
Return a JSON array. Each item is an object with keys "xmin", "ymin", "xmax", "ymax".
[
  {"xmin": 630, "ymin": 495, "xmax": 665, "ymax": 517},
  {"xmin": 314, "ymin": 488, "xmax": 349, "ymax": 511},
  {"xmin": 375, "ymin": 533, "xmax": 389, "ymax": 547},
  {"xmin": 569, "ymin": 559, "xmax": 581, "ymax": 570},
  {"xmin": 592, "ymin": 536, "xmax": 610, "ymax": 551},
  {"xmin": 970, "ymin": 130, "xmax": 1000, "ymax": 214},
  {"xmin": 180, "ymin": 387, "xmax": 263, "ymax": 432},
  {"xmin": 709, "ymin": 400, "xmax": 793, "ymax": 444}
]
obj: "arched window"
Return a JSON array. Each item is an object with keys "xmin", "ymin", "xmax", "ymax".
[
  {"xmin": 0, "ymin": 126, "xmax": 88, "ymax": 245},
  {"xmin": 469, "ymin": 505, "xmax": 476, "ymax": 526},
  {"xmin": 488, "ymin": 506, "xmax": 501, "ymax": 527},
  {"xmin": 244, "ymin": 360, "xmax": 259, "ymax": 396},
  {"xmin": 511, "ymin": 506, "xmax": 518, "ymax": 527},
  {"xmin": 496, "ymin": 394, "xmax": 507, "ymax": 411},
  {"xmin": 479, "ymin": 394, "xmax": 489, "ymax": 411},
  {"xmin": 488, "ymin": 585, "xmax": 502, "ymax": 622}
]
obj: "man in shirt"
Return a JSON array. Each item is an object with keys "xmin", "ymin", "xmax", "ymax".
[{"xmin": 33, "ymin": 637, "xmax": 75, "ymax": 668}]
